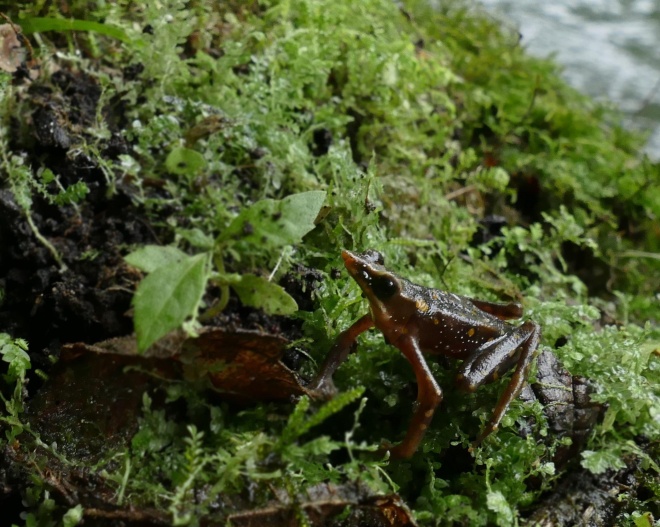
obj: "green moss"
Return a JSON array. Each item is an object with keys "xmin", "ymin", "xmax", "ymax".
[{"xmin": 2, "ymin": 0, "xmax": 659, "ymax": 524}]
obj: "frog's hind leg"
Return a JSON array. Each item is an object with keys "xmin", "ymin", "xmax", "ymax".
[
  {"xmin": 386, "ymin": 335, "xmax": 443, "ymax": 459},
  {"xmin": 455, "ymin": 320, "xmax": 541, "ymax": 447},
  {"xmin": 468, "ymin": 298, "xmax": 523, "ymax": 321}
]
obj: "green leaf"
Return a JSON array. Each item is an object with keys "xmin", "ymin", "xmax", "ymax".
[
  {"xmin": 218, "ymin": 190, "xmax": 326, "ymax": 249},
  {"xmin": 486, "ymin": 490, "xmax": 515, "ymax": 526},
  {"xmin": 0, "ymin": 334, "xmax": 30, "ymax": 383},
  {"xmin": 633, "ymin": 512, "xmax": 655, "ymax": 527},
  {"xmin": 231, "ymin": 274, "xmax": 298, "ymax": 315},
  {"xmin": 165, "ymin": 146, "xmax": 207, "ymax": 176},
  {"xmin": 279, "ymin": 387, "xmax": 365, "ymax": 447},
  {"xmin": 62, "ymin": 504, "xmax": 83, "ymax": 527},
  {"xmin": 125, "ymin": 245, "xmax": 188, "ymax": 273},
  {"xmin": 581, "ymin": 448, "xmax": 627, "ymax": 474},
  {"xmin": 0, "ymin": 335, "xmax": 30, "ymax": 424},
  {"xmin": 133, "ymin": 253, "xmax": 208, "ymax": 352},
  {"xmin": 176, "ymin": 228, "xmax": 215, "ymax": 250},
  {"xmin": 19, "ymin": 17, "xmax": 130, "ymax": 43}
]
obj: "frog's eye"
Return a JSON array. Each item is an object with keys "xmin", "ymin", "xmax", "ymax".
[
  {"xmin": 363, "ymin": 249, "xmax": 385, "ymax": 265},
  {"xmin": 370, "ymin": 275, "xmax": 398, "ymax": 300}
]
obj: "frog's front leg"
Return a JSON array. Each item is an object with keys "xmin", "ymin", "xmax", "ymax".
[
  {"xmin": 386, "ymin": 335, "xmax": 443, "ymax": 459},
  {"xmin": 307, "ymin": 314, "xmax": 374, "ymax": 399},
  {"xmin": 455, "ymin": 320, "xmax": 541, "ymax": 447}
]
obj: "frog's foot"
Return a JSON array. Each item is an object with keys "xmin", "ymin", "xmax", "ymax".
[
  {"xmin": 377, "ymin": 439, "xmax": 415, "ymax": 460},
  {"xmin": 468, "ymin": 424, "xmax": 497, "ymax": 453},
  {"xmin": 306, "ymin": 377, "xmax": 338, "ymax": 401},
  {"xmin": 375, "ymin": 440, "xmax": 395, "ymax": 460}
]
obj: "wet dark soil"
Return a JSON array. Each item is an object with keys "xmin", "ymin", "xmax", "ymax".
[
  {"xmin": 0, "ymin": 66, "xmax": 158, "ymax": 521},
  {"xmin": 0, "ymin": 69, "xmax": 152, "ymax": 353},
  {"xmin": 0, "ymin": 63, "xmax": 321, "ymax": 523}
]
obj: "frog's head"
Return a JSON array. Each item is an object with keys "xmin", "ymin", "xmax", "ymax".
[{"xmin": 342, "ymin": 249, "xmax": 404, "ymax": 313}]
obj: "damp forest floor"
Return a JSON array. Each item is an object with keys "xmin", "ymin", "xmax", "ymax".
[{"xmin": 0, "ymin": 1, "xmax": 659, "ymax": 526}]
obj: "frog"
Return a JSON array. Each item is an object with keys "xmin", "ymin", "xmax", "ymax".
[{"xmin": 308, "ymin": 249, "xmax": 541, "ymax": 459}]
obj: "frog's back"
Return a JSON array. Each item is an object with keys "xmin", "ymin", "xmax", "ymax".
[{"xmin": 402, "ymin": 281, "xmax": 506, "ymax": 359}]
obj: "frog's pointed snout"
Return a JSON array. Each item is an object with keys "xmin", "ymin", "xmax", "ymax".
[
  {"xmin": 341, "ymin": 250, "xmax": 361, "ymax": 278},
  {"xmin": 341, "ymin": 250, "xmax": 360, "ymax": 273}
]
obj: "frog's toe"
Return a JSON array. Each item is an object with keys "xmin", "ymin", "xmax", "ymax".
[
  {"xmin": 378, "ymin": 440, "xmax": 415, "ymax": 459},
  {"xmin": 376, "ymin": 440, "xmax": 394, "ymax": 458}
]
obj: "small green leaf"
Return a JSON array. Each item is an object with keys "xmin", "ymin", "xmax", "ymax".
[
  {"xmin": 176, "ymin": 228, "xmax": 215, "ymax": 250},
  {"xmin": 62, "ymin": 504, "xmax": 84, "ymax": 527},
  {"xmin": 53, "ymin": 180, "xmax": 89, "ymax": 206},
  {"xmin": 581, "ymin": 448, "xmax": 627, "ymax": 474},
  {"xmin": 486, "ymin": 490, "xmax": 514, "ymax": 526},
  {"xmin": 40, "ymin": 168, "xmax": 55, "ymax": 184},
  {"xmin": 218, "ymin": 190, "xmax": 326, "ymax": 249},
  {"xmin": 633, "ymin": 512, "xmax": 654, "ymax": 527},
  {"xmin": 125, "ymin": 245, "xmax": 188, "ymax": 273},
  {"xmin": 0, "ymin": 335, "xmax": 30, "ymax": 383},
  {"xmin": 133, "ymin": 253, "xmax": 208, "ymax": 352},
  {"xmin": 165, "ymin": 146, "xmax": 207, "ymax": 176},
  {"xmin": 231, "ymin": 274, "xmax": 298, "ymax": 315}
]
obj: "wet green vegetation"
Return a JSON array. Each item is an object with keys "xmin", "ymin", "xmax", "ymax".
[{"xmin": 1, "ymin": 0, "xmax": 659, "ymax": 525}]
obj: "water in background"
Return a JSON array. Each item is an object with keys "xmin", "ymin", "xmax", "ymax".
[{"xmin": 478, "ymin": 0, "xmax": 660, "ymax": 159}]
